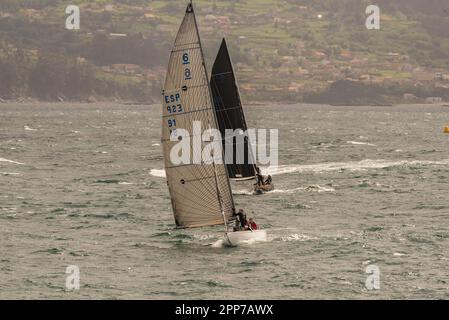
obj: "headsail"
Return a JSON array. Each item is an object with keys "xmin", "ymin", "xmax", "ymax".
[
  {"xmin": 162, "ymin": 4, "xmax": 235, "ymax": 228},
  {"xmin": 210, "ymin": 38, "xmax": 258, "ymax": 180}
]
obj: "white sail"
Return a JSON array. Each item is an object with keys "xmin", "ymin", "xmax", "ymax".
[{"xmin": 162, "ymin": 3, "xmax": 235, "ymax": 228}]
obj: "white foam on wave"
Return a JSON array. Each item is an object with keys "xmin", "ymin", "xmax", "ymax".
[
  {"xmin": 304, "ymin": 185, "xmax": 336, "ymax": 193},
  {"xmin": 393, "ymin": 252, "xmax": 406, "ymax": 257},
  {"xmin": 0, "ymin": 158, "xmax": 24, "ymax": 165},
  {"xmin": 150, "ymin": 169, "xmax": 166, "ymax": 178},
  {"xmin": 211, "ymin": 239, "xmax": 224, "ymax": 248},
  {"xmin": 238, "ymin": 238, "xmax": 257, "ymax": 245},
  {"xmin": 270, "ymin": 187, "xmax": 303, "ymax": 194},
  {"xmin": 233, "ymin": 189, "xmax": 254, "ymax": 195},
  {"xmin": 347, "ymin": 141, "xmax": 376, "ymax": 146},
  {"xmin": 24, "ymin": 125, "xmax": 37, "ymax": 131},
  {"xmin": 279, "ymin": 233, "xmax": 318, "ymax": 242}
]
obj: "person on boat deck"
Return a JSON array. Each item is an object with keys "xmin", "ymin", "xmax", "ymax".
[
  {"xmin": 248, "ymin": 218, "xmax": 258, "ymax": 230},
  {"xmin": 236, "ymin": 209, "xmax": 249, "ymax": 230},
  {"xmin": 233, "ymin": 216, "xmax": 242, "ymax": 232},
  {"xmin": 255, "ymin": 167, "xmax": 264, "ymax": 186},
  {"xmin": 233, "ymin": 209, "xmax": 245, "ymax": 231},
  {"xmin": 265, "ymin": 175, "xmax": 272, "ymax": 185}
]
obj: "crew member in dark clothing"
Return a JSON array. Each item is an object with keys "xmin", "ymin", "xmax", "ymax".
[
  {"xmin": 255, "ymin": 167, "xmax": 264, "ymax": 186},
  {"xmin": 234, "ymin": 209, "xmax": 248, "ymax": 231},
  {"xmin": 265, "ymin": 175, "xmax": 272, "ymax": 185},
  {"xmin": 239, "ymin": 209, "xmax": 249, "ymax": 229}
]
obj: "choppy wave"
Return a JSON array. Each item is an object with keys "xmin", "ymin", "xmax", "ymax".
[
  {"xmin": 0, "ymin": 172, "xmax": 20, "ymax": 176},
  {"xmin": 0, "ymin": 158, "xmax": 24, "ymax": 165}
]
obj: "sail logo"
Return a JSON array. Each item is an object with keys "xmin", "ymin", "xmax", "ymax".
[
  {"xmin": 182, "ymin": 52, "xmax": 192, "ymax": 80},
  {"xmin": 168, "ymin": 121, "xmax": 278, "ymax": 168}
]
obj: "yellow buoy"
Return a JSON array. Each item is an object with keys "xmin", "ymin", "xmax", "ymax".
[{"xmin": 444, "ymin": 126, "xmax": 449, "ymax": 134}]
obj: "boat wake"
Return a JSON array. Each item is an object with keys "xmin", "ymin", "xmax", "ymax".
[
  {"xmin": 233, "ymin": 185, "xmax": 335, "ymax": 196},
  {"xmin": 260, "ymin": 158, "xmax": 449, "ymax": 176},
  {"xmin": 150, "ymin": 159, "xmax": 449, "ymax": 179},
  {"xmin": 211, "ymin": 238, "xmax": 258, "ymax": 248}
]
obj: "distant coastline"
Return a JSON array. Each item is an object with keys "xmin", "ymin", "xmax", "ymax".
[{"xmin": 2, "ymin": 80, "xmax": 448, "ymax": 107}]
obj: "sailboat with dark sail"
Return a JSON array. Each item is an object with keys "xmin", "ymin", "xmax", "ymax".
[
  {"xmin": 210, "ymin": 38, "xmax": 274, "ymax": 194},
  {"xmin": 161, "ymin": 2, "xmax": 267, "ymax": 245}
]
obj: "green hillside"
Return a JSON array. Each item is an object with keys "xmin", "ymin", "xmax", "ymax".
[{"xmin": 1, "ymin": 0, "xmax": 449, "ymax": 104}]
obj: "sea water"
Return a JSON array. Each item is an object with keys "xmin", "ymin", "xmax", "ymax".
[{"xmin": 1, "ymin": 103, "xmax": 449, "ymax": 299}]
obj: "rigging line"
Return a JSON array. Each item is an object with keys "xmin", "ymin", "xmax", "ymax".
[
  {"xmin": 215, "ymin": 105, "xmax": 251, "ymax": 114},
  {"xmin": 211, "ymin": 71, "xmax": 233, "ymax": 77}
]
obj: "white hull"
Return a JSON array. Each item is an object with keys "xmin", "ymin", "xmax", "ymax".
[{"xmin": 225, "ymin": 230, "xmax": 267, "ymax": 246}]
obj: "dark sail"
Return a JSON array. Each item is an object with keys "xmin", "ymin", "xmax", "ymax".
[{"xmin": 210, "ymin": 38, "xmax": 257, "ymax": 180}]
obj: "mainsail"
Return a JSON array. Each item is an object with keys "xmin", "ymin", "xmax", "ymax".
[
  {"xmin": 162, "ymin": 3, "xmax": 235, "ymax": 228},
  {"xmin": 210, "ymin": 38, "xmax": 258, "ymax": 180}
]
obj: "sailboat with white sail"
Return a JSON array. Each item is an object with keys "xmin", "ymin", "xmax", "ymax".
[
  {"xmin": 210, "ymin": 38, "xmax": 274, "ymax": 195},
  {"xmin": 161, "ymin": 2, "xmax": 266, "ymax": 245}
]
